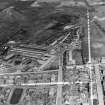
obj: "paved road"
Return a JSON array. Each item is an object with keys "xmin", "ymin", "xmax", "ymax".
[
  {"xmin": 95, "ymin": 65, "xmax": 104, "ymax": 105},
  {"xmin": 56, "ymin": 54, "xmax": 63, "ymax": 105}
]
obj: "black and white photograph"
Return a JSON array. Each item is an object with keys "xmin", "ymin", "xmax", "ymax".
[{"xmin": 0, "ymin": 0, "xmax": 104, "ymax": 105}]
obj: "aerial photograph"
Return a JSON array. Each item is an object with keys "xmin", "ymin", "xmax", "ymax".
[{"xmin": 0, "ymin": 0, "xmax": 105, "ymax": 105}]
